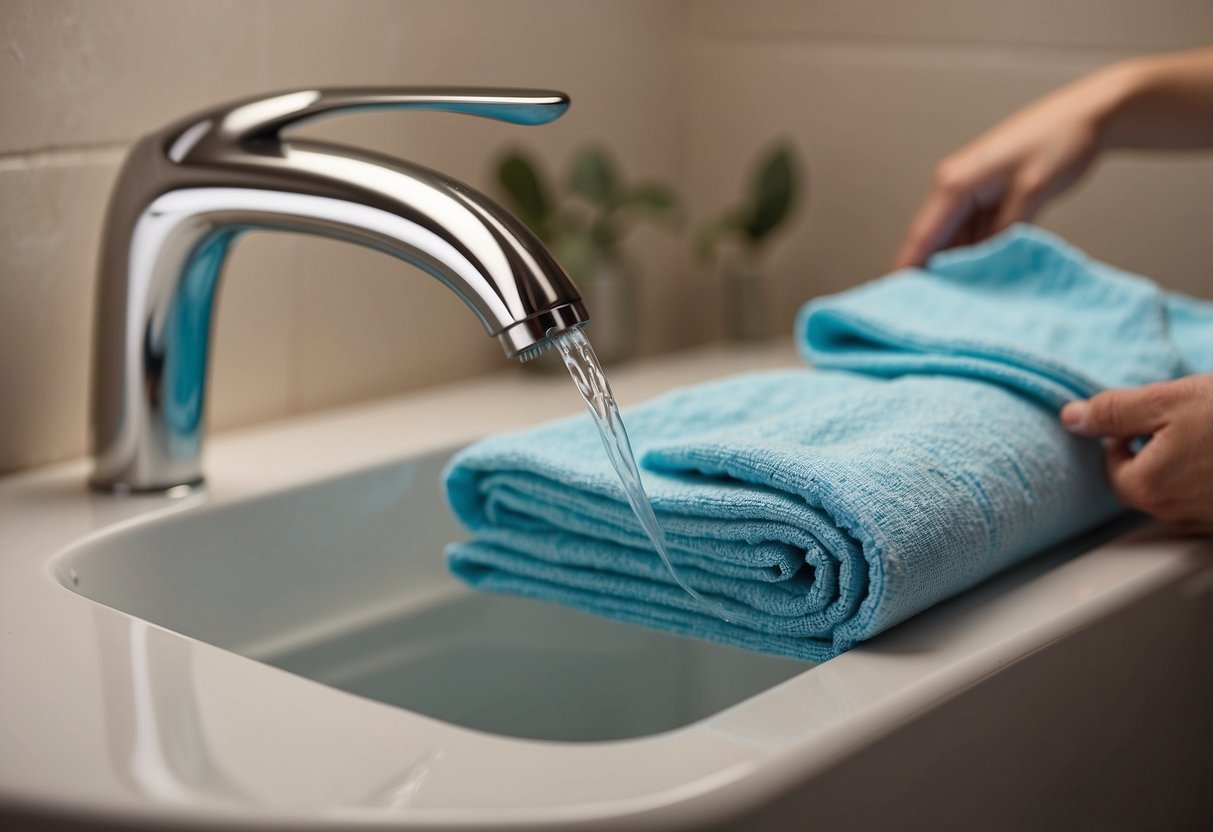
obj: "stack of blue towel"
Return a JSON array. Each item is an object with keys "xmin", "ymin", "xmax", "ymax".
[{"xmin": 444, "ymin": 226, "xmax": 1213, "ymax": 661}]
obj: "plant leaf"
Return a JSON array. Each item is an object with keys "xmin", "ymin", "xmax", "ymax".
[
  {"xmin": 568, "ymin": 146, "xmax": 618, "ymax": 207},
  {"xmin": 625, "ymin": 182, "xmax": 678, "ymax": 217},
  {"xmin": 552, "ymin": 228, "xmax": 600, "ymax": 285},
  {"xmin": 497, "ymin": 151, "xmax": 551, "ymax": 237},
  {"xmin": 743, "ymin": 145, "xmax": 796, "ymax": 243}
]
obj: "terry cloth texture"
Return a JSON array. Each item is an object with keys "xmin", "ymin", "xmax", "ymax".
[{"xmin": 443, "ymin": 225, "xmax": 1213, "ymax": 661}]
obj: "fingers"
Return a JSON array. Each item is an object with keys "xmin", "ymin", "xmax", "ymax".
[
  {"xmin": 893, "ymin": 157, "xmax": 1028, "ymax": 269},
  {"xmin": 1067, "ymin": 378, "xmax": 1213, "ymax": 534},
  {"xmin": 892, "ymin": 194, "xmax": 970, "ymax": 269},
  {"xmin": 1102, "ymin": 436, "xmax": 1136, "ymax": 486},
  {"xmin": 892, "ymin": 164, "xmax": 977, "ymax": 269},
  {"xmin": 992, "ymin": 170, "xmax": 1048, "ymax": 232},
  {"xmin": 1101, "ymin": 436, "xmax": 1156, "ymax": 510},
  {"xmin": 969, "ymin": 205, "xmax": 1001, "ymax": 245},
  {"xmin": 1060, "ymin": 384, "xmax": 1172, "ymax": 438},
  {"xmin": 1103, "ymin": 427, "xmax": 1213, "ymax": 535}
]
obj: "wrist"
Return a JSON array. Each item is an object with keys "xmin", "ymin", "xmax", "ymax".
[{"xmin": 1083, "ymin": 59, "xmax": 1152, "ymax": 151}]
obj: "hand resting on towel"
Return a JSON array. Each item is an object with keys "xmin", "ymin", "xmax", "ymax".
[{"xmin": 1062, "ymin": 375, "xmax": 1213, "ymax": 536}]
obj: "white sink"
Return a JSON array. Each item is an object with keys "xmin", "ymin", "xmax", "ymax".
[
  {"xmin": 51, "ymin": 446, "xmax": 807, "ymax": 744},
  {"xmin": 3, "ymin": 342, "xmax": 1212, "ymax": 829}
]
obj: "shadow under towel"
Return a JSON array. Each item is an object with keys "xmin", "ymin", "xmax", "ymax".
[{"xmin": 443, "ymin": 225, "xmax": 1213, "ymax": 661}]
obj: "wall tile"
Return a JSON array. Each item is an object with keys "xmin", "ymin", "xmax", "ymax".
[
  {"xmin": 207, "ymin": 234, "xmax": 296, "ymax": 432},
  {"xmin": 292, "ymin": 235, "xmax": 501, "ymax": 413},
  {"xmin": 0, "ymin": 0, "xmax": 258, "ymax": 154},
  {"xmin": 0, "ymin": 161, "xmax": 116, "ymax": 472}
]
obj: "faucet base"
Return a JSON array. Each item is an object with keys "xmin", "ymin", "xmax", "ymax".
[{"xmin": 87, "ymin": 476, "xmax": 205, "ymax": 498}]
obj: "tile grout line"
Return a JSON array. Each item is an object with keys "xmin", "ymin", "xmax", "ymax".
[
  {"xmin": 0, "ymin": 142, "xmax": 129, "ymax": 173},
  {"xmin": 690, "ymin": 29, "xmax": 1154, "ymax": 63}
]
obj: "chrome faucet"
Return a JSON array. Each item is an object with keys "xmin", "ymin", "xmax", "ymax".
[{"xmin": 89, "ymin": 87, "xmax": 588, "ymax": 493}]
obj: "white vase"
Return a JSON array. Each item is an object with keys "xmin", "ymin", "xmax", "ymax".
[
  {"xmin": 581, "ymin": 252, "xmax": 637, "ymax": 365},
  {"xmin": 722, "ymin": 251, "xmax": 769, "ymax": 342}
]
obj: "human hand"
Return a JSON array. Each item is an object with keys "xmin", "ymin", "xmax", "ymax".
[
  {"xmin": 1061, "ymin": 375, "xmax": 1213, "ymax": 536},
  {"xmin": 893, "ymin": 72, "xmax": 1125, "ymax": 269}
]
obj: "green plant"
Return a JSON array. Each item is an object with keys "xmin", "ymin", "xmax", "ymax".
[
  {"xmin": 695, "ymin": 143, "xmax": 800, "ymax": 265},
  {"xmin": 496, "ymin": 146, "xmax": 679, "ymax": 284}
]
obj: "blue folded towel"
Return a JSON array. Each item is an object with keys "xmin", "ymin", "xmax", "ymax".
[{"xmin": 444, "ymin": 226, "xmax": 1213, "ymax": 661}]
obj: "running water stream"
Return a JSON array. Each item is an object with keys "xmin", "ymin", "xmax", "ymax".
[{"xmin": 550, "ymin": 326, "xmax": 740, "ymax": 624}]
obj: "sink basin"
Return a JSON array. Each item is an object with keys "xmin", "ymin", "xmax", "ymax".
[
  {"xmin": 52, "ymin": 448, "xmax": 807, "ymax": 743},
  {"xmin": 4, "ymin": 342, "xmax": 1213, "ymax": 830}
]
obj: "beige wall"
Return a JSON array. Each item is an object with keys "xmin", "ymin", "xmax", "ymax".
[
  {"xmin": 3, "ymin": 0, "xmax": 1213, "ymax": 476},
  {"xmin": 681, "ymin": 1, "xmax": 1213, "ymax": 334}
]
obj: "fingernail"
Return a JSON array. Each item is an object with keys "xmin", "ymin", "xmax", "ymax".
[{"xmin": 1060, "ymin": 401, "xmax": 1088, "ymax": 431}]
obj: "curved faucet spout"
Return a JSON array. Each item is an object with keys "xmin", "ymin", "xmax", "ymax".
[{"xmin": 90, "ymin": 88, "xmax": 587, "ymax": 493}]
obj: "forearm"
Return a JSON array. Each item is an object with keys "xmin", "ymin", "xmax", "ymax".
[
  {"xmin": 1093, "ymin": 47, "xmax": 1213, "ymax": 151},
  {"xmin": 892, "ymin": 45, "xmax": 1213, "ymax": 267}
]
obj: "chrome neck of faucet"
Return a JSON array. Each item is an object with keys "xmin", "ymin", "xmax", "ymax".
[{"xmin": 89, "ymin": 87, "xmax": 587, "ymax": 493}]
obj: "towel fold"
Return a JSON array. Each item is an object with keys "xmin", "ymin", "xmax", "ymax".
[{"xmin": 444, "ymin": 226, "xmax": 1213, "ymax": 661}]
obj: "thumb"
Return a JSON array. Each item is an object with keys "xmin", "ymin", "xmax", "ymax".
[{"xmin": 1061, "ymin": 386, "xmax": 1168, "ymax": 438}]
